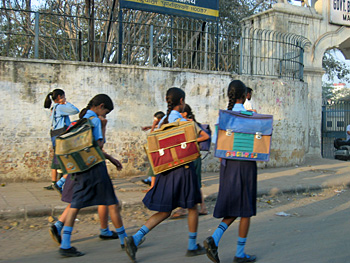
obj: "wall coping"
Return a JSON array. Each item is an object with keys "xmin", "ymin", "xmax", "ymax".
[
  {"xmin": 0, "ymin": 56, "xmax": 232, "ymax": 77},
  {"xmin": 0, "ymin": 56, "xmax": 308, "ymax": 84}
]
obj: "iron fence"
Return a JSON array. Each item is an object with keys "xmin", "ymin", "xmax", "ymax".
[
  {"xmin": 0, "ymin": 7, "xmax": 309, "ymax": 80},
  {"xmin": 322, "ymin": 100, "xmax": 350, "ymax": 158}
]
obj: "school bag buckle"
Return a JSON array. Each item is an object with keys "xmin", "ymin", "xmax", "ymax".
[
  {"xmin": 256, "ymin": 132, "xmax": 262, "ymax": 139},
  {"xmin": 181, "ymin": 142, "xmax": 187, "ymax": 149},
  {"xmin": 159, "ymin": 149, "xmax": 165, "ymax": 156},
  {"xmin": 226, "ymin": 129, "xmax": 233, "ymax": 136}
]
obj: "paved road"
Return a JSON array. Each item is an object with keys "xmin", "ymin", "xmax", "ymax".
[{"xmin": 1, "ymin": 187, "xmax": 349, "ymax": 263}]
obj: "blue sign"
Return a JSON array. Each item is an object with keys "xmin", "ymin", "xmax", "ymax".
[{"xmin": 120, "ymin": 0, "xmax": 219, "ymax": 21}]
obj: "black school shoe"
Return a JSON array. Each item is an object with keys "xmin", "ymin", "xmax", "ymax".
[
  {"xmin": 124, "ymin": 236, "xmax": 138, "ymax": 262},
  {"xmin": 233, "ymin": 254, "xmax": 257, "ymax": 263},
  {"xmin": 203, "ymin": 236, "xmax": 220, "ymax": 263},
  {"xmin": 141, "ymin": 179, "xmax": 151, "ymax": 186},
  {"xmin": 49, "ymin": 224, "xmax": 61, "ymax": 244},
  {"xmin": 59, "ymin": 247, "xmax": 84, "ymax": 257},
  {"xmin": 186, "ymin": 244, "xmax": 206, "ymax": 257},
  {"xmin": 99, "ymin": 231, "xmax": 119, "ymax": 240},
  {"xmin": 43, "ymin": 184, "xmax": 54, "ymax": 190}
]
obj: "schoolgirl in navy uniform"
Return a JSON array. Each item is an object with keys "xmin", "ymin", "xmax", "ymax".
[
  {"xmin": 171, "ymin": 104, "xmax": 209, "ymax": 218},
  {"xmin": 124, "ymin": 87, "xmax": 208, "ymax": 262},
  {"xmin": 59, "ymin": 94, "xmax": 127, "ymax": 257},
  {"xmin": 204, "ymin": 80, "xmax": 257, "ymax": 263},
  {"xmin": 44, "ymin": 89, "xmax": 79, "ymax": 191}
]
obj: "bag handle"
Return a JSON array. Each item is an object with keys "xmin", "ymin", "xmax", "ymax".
[
  {"xmin": 157, "ymin": 118, "xmax": 182, "ymax": 131},
  {"xmin": 239, "ymin": 111, "xmax": 253, "ymax": 116}
]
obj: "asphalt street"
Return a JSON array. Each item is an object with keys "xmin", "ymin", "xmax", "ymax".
[{"xmin": 1, "ymin": 187, "xmax": 349, "ymax": 263}]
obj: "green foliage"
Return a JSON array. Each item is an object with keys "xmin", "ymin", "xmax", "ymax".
[
  {"xmin": 323, "ymin": 50, "xmax": 350, "ymax": 83},
  {"xmin": 322, "ymin": 49, "xmax": 350, "ymax": 100}
]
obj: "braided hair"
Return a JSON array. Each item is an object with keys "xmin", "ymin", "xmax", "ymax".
[
  {"xmin": 44, "ymin": 89, "xmax": 65, "ymax": 109},
  {"xmin": 162, "ymin": 87, "xmax": 186, "ymax": 125},
  {"xmin": 79, "ymin": 94, "xmax": 114, "ymax": 119},
  {"xmin": 227, "ymin": 80, "xmax": 247, "ymax": 110}
]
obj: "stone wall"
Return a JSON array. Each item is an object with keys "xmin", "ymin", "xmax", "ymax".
[{"xmin": 0, "ymin": 57, "xmax": 309, "ymax": 181}]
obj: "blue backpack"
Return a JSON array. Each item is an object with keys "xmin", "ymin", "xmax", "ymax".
[{"xmin": 198, "ymin": 123, "xmax": 212, "ymax": 152}]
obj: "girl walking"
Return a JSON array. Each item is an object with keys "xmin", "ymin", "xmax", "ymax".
[
  {"xmin": 204, "ymin": 80, "xmax": 257, "ymax": 263},
  {"xmin": 171, "ymin": 104, "xmax": 209, "ymax": 218},
  {"xmin": 44, "ymin": 89, "xmax": 79, "ymax": 192},
  {"xmin": 58, "ymin": 94, "xmax": 126, "ymax": 257},
  {"xmin": 124, "ymin": 87, "xmax": 208, "ymax": 262}
]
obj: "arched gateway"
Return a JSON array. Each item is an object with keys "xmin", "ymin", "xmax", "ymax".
[{"xmin": 243, "ymin": 0, "xmax": 350, "ymax": 157}]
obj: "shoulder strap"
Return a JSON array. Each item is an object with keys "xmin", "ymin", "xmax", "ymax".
[
  {"xmin": 87, "ymin": 116, "xmax": 96, "ymax": 127},
  {"xmin": 51, "ymin": 104, "xmax": 60, "ymax": 129}
]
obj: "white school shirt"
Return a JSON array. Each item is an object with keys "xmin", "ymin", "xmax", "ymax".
[{"xmin": 243, "ymin": 99, "xmax": 254, "ymax": 111}]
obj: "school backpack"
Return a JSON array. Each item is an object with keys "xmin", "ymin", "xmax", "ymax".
[
  {"xmin": 145, "ymin": 120, "xmax": 200, "ymax": 174},
  {"xmin": 55, "ymin": 117, "xmax": 106, "ymax": 174},
  {"xmin": 215, "ymin": 110, "xmax": 273, "ymax": 162},
  {"xmin": 198, "ymin": 123, "xmax": 212, "ymax": 152}
]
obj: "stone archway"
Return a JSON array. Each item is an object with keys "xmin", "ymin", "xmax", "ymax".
[{"xmin": 242, "ymin": 0, "xmax": 350, "ymax": 158}]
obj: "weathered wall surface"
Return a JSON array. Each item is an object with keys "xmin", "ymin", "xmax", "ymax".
[{"xmin": 0, "ymin": 57, "xmax": 308, "ymax": 181}]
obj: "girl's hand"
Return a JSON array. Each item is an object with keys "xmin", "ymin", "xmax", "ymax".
[
  {"xmin": 109, "ymin": 157, "xmax": 123, "ymax": 171},
  {"xmin": 99, "ymin": 115, "xmax": 108, "ymax": 127},
  {"xmin": 59, "ymin": 97, "xmax": 66, "ymax": 104}
]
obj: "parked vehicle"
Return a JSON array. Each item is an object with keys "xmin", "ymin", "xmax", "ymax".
[{"xmin": 334, "ymin": 138, "xmax": 350, "ymax": 161}]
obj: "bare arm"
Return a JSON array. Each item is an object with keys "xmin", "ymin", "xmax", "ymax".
[
  {"xmin": 197, "ymin": 130, "xmax": 210, "ymax": 143},
  {"xmin": 103, "ymin": 151, "xmax": 123, "ymax": 171}
]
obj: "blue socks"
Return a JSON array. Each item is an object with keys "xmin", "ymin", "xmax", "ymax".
[
  {"xmin": 212, "ymin": 222, "xmax": 228, "ymax": 246},
  {"xmin": 235, "ymin": 237, "xmax": 247, "ymax": 258},
  {"xmin": 132, "ymin": 225, "xmax": 149, "ymax": 246},
  {"xmin": 54, "ymin": 220, "xmax": 64, "ymax": 235},
  {"xmin": 56, "ymin": 177, "xmax": 66, "ymax": 188},
  {"xmin": 188, "ymin": 232, "xmax": 198, "ymax": 250},
  {"xmin": 100, "ymin": 227, "xmax": 113, "ymax": 236},
  {"xmin": 60, "ymin": 226, "xmax": 73, "ymax": 249},
  {"xmin": 116, "ymin": 226, "xmax": 127, "ymax": 245}
]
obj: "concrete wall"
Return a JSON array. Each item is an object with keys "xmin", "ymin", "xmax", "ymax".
[{"xmin": 0, "ymin": 57, "xmax": 308, "ymax": 181}]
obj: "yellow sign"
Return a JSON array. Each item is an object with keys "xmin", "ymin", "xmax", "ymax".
[{"xmin": 120, "ymin": 0, "xmax": 219, "ymax": 21}]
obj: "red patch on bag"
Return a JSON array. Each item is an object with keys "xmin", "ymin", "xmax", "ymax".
[
  {"xmin": 159, "ymin": 134, "xmax": 186, "ymax": 148},
  {"xmin": 150, "ymin": 149, "xmax": 173, "ymax": 166},
  {"xmin": 175, "ymin": 142, "xmax": 198, "ymax": 159}
]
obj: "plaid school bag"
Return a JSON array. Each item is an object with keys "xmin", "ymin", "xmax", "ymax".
[
  {"xmin": 215, "ymin": 110, "xmax": 273, "ymax": 162},
  {"xmin": 55, "ymin": 117, "xmax": 105, "ymax": 174}
]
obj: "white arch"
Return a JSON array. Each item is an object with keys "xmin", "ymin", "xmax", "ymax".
[{"xmin": 311, "ymin": 26, "xmax": 350, "ymax": 67}]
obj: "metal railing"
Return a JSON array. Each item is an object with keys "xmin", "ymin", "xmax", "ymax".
[{"xmin": 0, "ymin": 7, "xmax": 309, "ymax": 80}]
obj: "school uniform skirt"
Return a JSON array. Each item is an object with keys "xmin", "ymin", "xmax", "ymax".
[
  {"xmin": 61, "ymin": 174, "xmax": 74, "ymax": 203},
  {"xmin": 143, "ymin": 162, "xmax": 201, "ymax": 212},
  {"xmin": 70, "ymin": 162, "xmax": 119, "ymax": 209},
  {"xmin": 213, "ymin": 159, "xmax": 257, "ymax": 218}
]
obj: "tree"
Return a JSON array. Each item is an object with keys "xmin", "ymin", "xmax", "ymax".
[
  {"xmin": 322, "ymin": 49, "xmax": 350, "ymax": 100},
  {"xmin": 0, "ymin": 0, "xmax": 277, "ymax": 68}
]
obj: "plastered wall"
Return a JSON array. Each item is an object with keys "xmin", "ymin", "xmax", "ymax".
[{"xmin": 0, "ymin": 57, "xmax": 309, "ymax": 181}]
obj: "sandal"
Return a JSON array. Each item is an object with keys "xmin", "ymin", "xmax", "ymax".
[{"xmin": 170, "ymin": 208, "xmax": 188, "ymax": 219}]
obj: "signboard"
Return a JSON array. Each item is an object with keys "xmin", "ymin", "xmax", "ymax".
[
  {"xmin": 119, "ymin": 0, "xmax": 219, "ymax": 21},
  {"xmin": 330, "ymin": 0, "xmax": 350, "ymax": 26}
]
